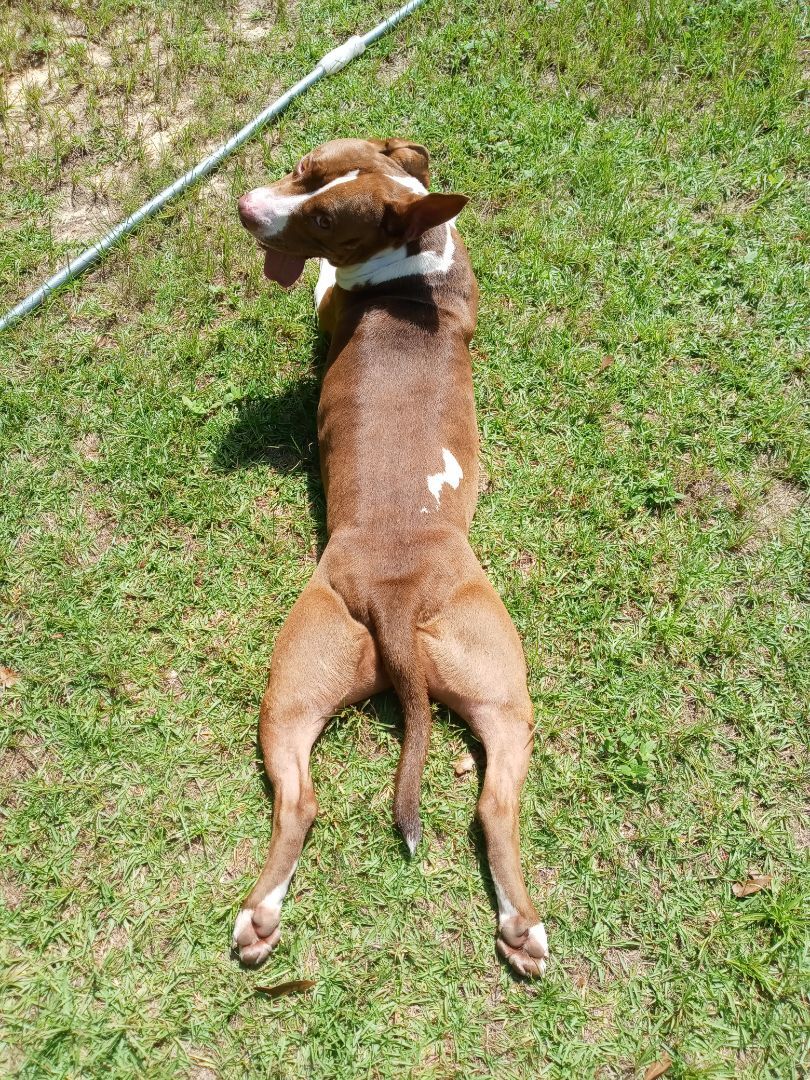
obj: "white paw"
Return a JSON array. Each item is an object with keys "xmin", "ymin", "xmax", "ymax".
[
  {"xmin": 496, "ymin": 919, "xmax": 549, "ymax": 978},
  {"xmin": 232, "ymin": 903, "xmax": 281, "ymax": 967}
]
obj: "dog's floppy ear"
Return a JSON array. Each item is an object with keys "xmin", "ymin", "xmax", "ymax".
[
  {"xmin": 380, "ymin": 138, "xmax": 430, "ymax": 187},
  {"xmin": 385, "ymin": 192, "xmax": 469, "ymax": 243}
]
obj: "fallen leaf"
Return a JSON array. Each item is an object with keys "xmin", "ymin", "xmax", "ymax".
[
  {"xmin": 599, "ymin": 354, "xmax": 615, "ymax": 372},
  {"xmin": 0, "ymin": 667, "xmax": 21, "ymax": 690},
  {"xmin": 453, "ymin": 753, "xmax": 475, "ymax": 777},
  {"xmin": 732, "ymin": 874, "xmax": 772, "ymax": 898},
  {"xmin": 644, "ymin": 1055, "xmax": 672, "ymax": 1079},
  {"xmin": 255, "ymin": 979, "xmax": 316, "ymax": 999}
]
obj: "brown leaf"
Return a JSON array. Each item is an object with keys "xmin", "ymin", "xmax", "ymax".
[
  {"xmin": 599, "ymin": 354, "xmax": 615, "ymax": 372},
  {"xmin": 0, "ymin": 667, "xmax": 21, "ymax": 690},
  {"xmin": 453, "ymin": 753, "xmax": 475, "ymax": 777},
  {"xmin": 255, "ymin": 979, "xmax": 315, "ymax": 999},
  {"xmin": 644, "ymin": 1055, "xmax": 672, "ymax": 1079},
  {"xmin": 732, "ymin": 874, "xmax": 772, "ymax": 898}
]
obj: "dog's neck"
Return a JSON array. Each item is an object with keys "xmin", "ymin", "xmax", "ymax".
[
  {"xmin": 333, "ymin": 170, "xmax": 456, "ymax": 290},
  {"xmin": 334, "ymin": 222, "xmax": 456, "ymax": 290}
]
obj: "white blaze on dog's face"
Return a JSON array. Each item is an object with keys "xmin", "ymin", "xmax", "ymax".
[{"xmin": 237, "ymin": 137, "xmax": 469, "ymax": 286}]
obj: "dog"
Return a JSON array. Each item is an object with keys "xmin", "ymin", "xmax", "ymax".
[{"xmin": 233, "ymin": 137, "xmax": 548, "ymax": 977}]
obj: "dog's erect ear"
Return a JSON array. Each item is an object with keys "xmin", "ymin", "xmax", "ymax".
[
  {"xmin": 384, "ymin": 192, "xmax": 469, "ymax": 243},
  {"xmin": 379, "ymin": 138, "xmax": 430, "ymax": 187}
]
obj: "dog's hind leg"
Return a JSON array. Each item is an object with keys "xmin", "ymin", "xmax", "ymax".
[
  {"xmin": 420, "ymin": 573, "xmax": 548, "ymax": 977},
  {"xmin": 232, "ymin": 571, "xmax": 388, "ymax": 966}
]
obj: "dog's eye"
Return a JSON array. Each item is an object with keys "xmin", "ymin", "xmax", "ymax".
[
  {"xmin": 293, "ymin": 155, "xmax": 309, "ymax": 178},
  {"xmin": 313, "ymin": 213, "xmax": 332, "ymax": 230}
]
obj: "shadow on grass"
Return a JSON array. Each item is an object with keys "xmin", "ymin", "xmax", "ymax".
[{"xmin": 213, "ymin": 331, "xmax": 329, "ymax": 552}]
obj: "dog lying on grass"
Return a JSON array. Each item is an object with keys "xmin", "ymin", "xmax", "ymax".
[{"xmin": 232, "ymin": 137, "xmax": 548, "ymax": 977}]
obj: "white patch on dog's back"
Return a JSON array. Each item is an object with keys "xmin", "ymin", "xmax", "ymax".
[{"xmin": 427, "ymin": 449, "xmax": 463, "ymax": 506}]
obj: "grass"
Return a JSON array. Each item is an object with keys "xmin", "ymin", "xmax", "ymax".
[{"xmin": 1, "ymin": 0, "xmax": 808, "ymax": 1076}]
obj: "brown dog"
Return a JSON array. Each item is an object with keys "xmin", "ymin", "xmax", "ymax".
[{"xmin": 232, "ymin": 138, "xmax": 548, "ymax": 977}]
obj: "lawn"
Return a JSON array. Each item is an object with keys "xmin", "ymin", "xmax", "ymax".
[{"xmin": 1, "ymin": 0, "xmax": 808, "ymax": 1076}]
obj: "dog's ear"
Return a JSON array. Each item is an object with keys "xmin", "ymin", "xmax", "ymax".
[
  {"xmin": 384, "ymin": 192, "xmax": 469, "ymax": 243},
  {"xmin": 380, "ymin": 138, "xmax": 430, "ymax": 187}
]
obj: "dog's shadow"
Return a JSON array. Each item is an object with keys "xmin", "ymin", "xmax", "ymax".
[
  {"xmin": 215, "ymin": 333, "xmax": 523, "ymax": 978},
  {"xmin": 213, "ymin": 332, "xmax": 328, "ymax": 552}
]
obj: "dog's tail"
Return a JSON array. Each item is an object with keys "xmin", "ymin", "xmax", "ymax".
[{"xmin": 370, "ymin": 599, "xmax": 432, "ymax": 855}]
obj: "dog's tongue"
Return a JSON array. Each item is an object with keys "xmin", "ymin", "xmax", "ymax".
[{"xmin": 263, "ymin": 249, "xmax": 306, "ymax": 288}]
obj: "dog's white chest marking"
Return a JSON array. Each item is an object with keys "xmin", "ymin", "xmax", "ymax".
[
  {"xmin": 253, "ymin": 170, "xmax": 359, "ymax": 236},
  {"xmin": 427, "ymin": 449, "xmax": 463, "ymax": 506},
  {"xmin": 315, "ymin": 258, "xmax": 336, "ymax": 309}
]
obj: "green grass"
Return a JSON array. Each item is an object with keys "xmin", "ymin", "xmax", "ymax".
[{"xmin": 1, "ymin": 0, "xmax": 809, "ymax": 1076}]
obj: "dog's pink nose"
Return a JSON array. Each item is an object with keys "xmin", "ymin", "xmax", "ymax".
[{"xmin": 237, "ymin": 194, "xmax": 260, "ymax": 228}]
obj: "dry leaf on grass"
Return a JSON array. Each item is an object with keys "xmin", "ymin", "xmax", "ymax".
[
  {"xmin": 732, "ymin": 874, "xmax": 772, "ymax": 898},
  {"xmin": 453, "ymin": 753, "xmax": 475, "ymax": 776},
  {"xmin": 643, "ymin": 1055, "xmax": 672, "ymax": 1079},
  {"xmin": 599, "ymin": 354, "xmax": 615, "ymax": 372},
  {"xmin": 0, "ymin": 667, "xmax": 21, "ymax": 690},
  {"xmin": 255, "ymin": 979, "xmax": 315, "ymax": 999}
]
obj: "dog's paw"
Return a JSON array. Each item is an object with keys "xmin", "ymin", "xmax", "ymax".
[
  {"xmin": 232, "ymin": 902, "xmax": 282, "ymax": 967},
  {"xmin": 496, "ymin": 917, "xmax": 549, "ymax": 978}
]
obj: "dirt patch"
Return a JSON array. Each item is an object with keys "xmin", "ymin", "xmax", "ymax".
[
  {"xmin": 478, "ymin": 466, "xmax": 494, "ymax": 494},
  {"xmin": 1, "ymin": 27, "xmax": 110, "ymax": 152},
  {"xmin": 125, "ymin": 91, "xmax": 196, "ymax": 165},
  {"xmin": 0, "ymin": 874, "xmax": 25, "ymax": 910},
  {"xmin": 53, "ymin": 184, "xmax": 119, "ymax": 244},
  {"xmin": 188, "ymin": 1068, "xmax": 218, "ymax": 1080},
  {"xmin": 0, "ymin": 736, "xmax": 42, "ymax": 785},
  {"xmin": 677, "ymin": 471, "xmax": 738, "ymax": 517},
  {"xmin": 515, "ymin": 551, "xmax": 537, "ymax": 576},
  {"xmin": 223, "ymin": 836, "xmax": 257, "ymax": 883},
  {"xmin": 474, "ymin": 199, "xmax": 506, "ymax": 222},
  {"xmin": 602, "ymin": 401, "xmax": 631, "ymax": 447},
  {"xmin": 1, "ymin": 12, "xmax": 184, "ymax": 172},
  {"xmin": 0, "ymin": 735, "xmax": 60, "ymax": 808},
  {"xmin": 92, "ymin": 922, "xmax": 129, "ymax": 962},
  {"xmin": 582, "ymin": 999, "xmax": 617, "ymax": 1044},
  {"xmin": 4, "ymin": 65, "xmax": 53, "ymax": 108},
  {"xmin": 529, "ymin": 865, "xmax": 558, "ymax": 894},
  {"xmin": 792, "ymin": 816, "xmax": 810, "ymax": 852},
  {"xmin": 376, "ymin": 50, "xmax": 412, "ymax": 87},
  {"xmin": 603, "ymin": 946, "xmax": 647, "ymax": 977},
  {"xmin": 197, "ymin": 170, "xmax": 233, "ymax": 205},
  {"xmin": 161, "ymin": 669, "xmax": 184, "ymax": 698},
  {"xmin": 253, "ymin": 493, "xmax": 294, "ymax": 522},
  {"xmin": 565, "ymin": 957, "xmax": 593, "ymax": 992},
  {"xmin": 740, "ymin": 477, "xmax": 804, "ymax": 553},
  {"xmin": 81, "ymin": 504, "xmax": 121, "ymax": 564},
  {"xmin": 78, "ymin": 42, "xmax": 114, "ymax": 69},
  {"xmin": 74, "ymin": 432, "xmax": 101, "ymax": 461},
  {"xmin": 230, "ymin": 1, "xmax": 279, "ymax": 43}
]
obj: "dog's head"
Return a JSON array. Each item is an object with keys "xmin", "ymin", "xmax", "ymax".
[{"xmin": 237, "ymin": 138, "xmax": 468, "ymax": 286}]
